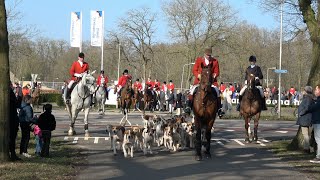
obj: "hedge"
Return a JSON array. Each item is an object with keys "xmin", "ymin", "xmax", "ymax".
[{"xmin": 39, "ymin": 93, "xmax": 64, "ymax": 107}]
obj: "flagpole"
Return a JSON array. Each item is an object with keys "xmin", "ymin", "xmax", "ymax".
[
  {"xmin": 80, "ymin": 11, "xmax": 82, "ymax": 53},
  {"xmin": 101, "ymin": 11, "xmax": 104, "ymax": 71}
]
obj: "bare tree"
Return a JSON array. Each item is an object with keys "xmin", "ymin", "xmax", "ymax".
[
  {"xmin": 162, "ymin": 0, "xmax": 237, "ymax": 86},
  {"xmin": 0, "ymin": 0, "xmax": 10, "ymax": 161},
  {"xmin": 117, "ymin": 7, "xmax": 156, "ymax": 80}
]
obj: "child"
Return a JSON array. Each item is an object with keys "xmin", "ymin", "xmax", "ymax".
[
  {"xmin": 38, "ymin": 104, "xmax": 56, "ymax": 157},
  {"xmin": 33, "ymin": 123, "xmax": 43, "ymax": 156}
]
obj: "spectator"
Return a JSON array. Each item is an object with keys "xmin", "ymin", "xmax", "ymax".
[
  {"xmin": 175, "ymin": 90, "xmax": 182, "ymax": 115},
  {"xmin": 22, "ymin": 84, "xmax": 30, "ymax": 96},
  {"xmin": 301, "ymin": 84, "xmax": 320, "ymax": 163},
  {"xmin": 38, "ymin": 104, "xmax": 56, "ymax": 157},
  {"xmin": 18, "ymin": 95, "xmax": 34, "ymax": 158},
  {"xmin": 296, "ymin": 86, "xmax": 314, "ymax": 154},
  {"xmin": 167, "ymin": 90, "xmax": 175, "ymax": 114},
  {"xmin": 222, "ymin": 87, "xmax": 232, "ymax": 114},
  {"xmin": 33, "ymin": 123, "xmax": 42, "ymax": 156},
  {"xmin": 9, "ymin": 81, "xmax": 21, "ymax": 161}
]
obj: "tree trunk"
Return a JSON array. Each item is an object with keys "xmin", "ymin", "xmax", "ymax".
[
  {"xmin": 307, "ymin": 42, "xmax": 320, "ymax": 86},
  {"xmin": 289, "ymin": 126, "xmax": 304, "ymax": 150},
  {"xmin": 0, "ymin": 0, "xmax": 10, "ymax": 161}
]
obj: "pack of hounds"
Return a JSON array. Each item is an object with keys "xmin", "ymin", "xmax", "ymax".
[{"xmin": 105, "ymin": 114, "xmax": 196, "ymax": 158}]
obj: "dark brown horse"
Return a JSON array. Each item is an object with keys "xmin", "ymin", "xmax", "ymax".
[
  {"xmin": 143, "ymin": 87, "xmax": 157, "ymax": 113},
  {"xmin": 240, "ymin": 73, "xmax": 262, "ymax": 142},
  {"xmin": 31, "ymin": 87, "xmax": 41, "ymax": 109},
  {"xmin": 132, "ymin": 87, "xmax": 143, "ymax": 111},
  {"xmin": 117, "ymin": 79, "xmax": 134, "ymax": 115},
  {"xmin": 193, "ymin": 63, "xmax": 218, "ymax": 161}
]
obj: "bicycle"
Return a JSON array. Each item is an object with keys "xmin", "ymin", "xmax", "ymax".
[{"xmin": 270, "ymin": 102, "xmax": 279, "ymax": 116}]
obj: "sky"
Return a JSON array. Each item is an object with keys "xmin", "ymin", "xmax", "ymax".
[{"xmin": 6, "ymin": 0, "xmax": 279, "ymax": 42}]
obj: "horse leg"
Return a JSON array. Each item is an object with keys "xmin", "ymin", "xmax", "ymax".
[
  {"xmin": 84, "ymin": 108, "xmax": 90, "ymax": 137},
  {"xmin": 253, "ymin": 113, "xmax": 260, "ymax": 141},
  {"xmin": 194, "ymin": 119, "xmax": 202, "ymax": 161},
  {"xmin": 244, "ymin": 117, "xmax": 251, "ymax": 143},
  {"xmin": 205, "ymin": 120, "xmax": 214, "ymax": 158},
  {"xmin": 68, "ymin": 106, "xmax": 78, "ymax": 136}
]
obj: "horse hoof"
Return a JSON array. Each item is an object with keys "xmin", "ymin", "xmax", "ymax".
[
  {"xmin": 85, "ymin": 131, "xmax": 90, "ymax": 137},
  {"xmin": 195, "ymin": 155, "xmax": 202, "ymax": 161},
  {"xmin": 204, "ymin": 152, "xmax": 212, "ymax": 159},
  {"xmin": 68, "ymin": 129, "xmax": 75, "ymax": 136},
  {"xmin": 244, "ymin": 138, "xmax": 250, "ymax": 143}
]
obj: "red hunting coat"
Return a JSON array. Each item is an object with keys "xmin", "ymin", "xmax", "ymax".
[
  {"xmin": 192, "ymin": 56, "xmax": 220, "ymax": 86},
  {"xmin": 70, "ymin": 60, "xmax": 89, "ymax": 81},
  {"xmin": 97, "ymin": 75, "xmax": 109, "ymax": 87},
  {"xmin": 168, "ymin": 83, "xmax": 175, "ymax": 91},
  {"xmin": 117, "ymin": 74, "xmax": 132, "ymax": 87},
  {"xmin": 133, "ymin": 81, "xmax": 143, "ymax": 91}
]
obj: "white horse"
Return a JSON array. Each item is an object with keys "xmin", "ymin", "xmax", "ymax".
[
  {"xmin": 64, "ymin": 71, "xmax": 96, "ymax": 137},
  {"xmin": 95, "ymin": 84, "xmax": 107, "ymax": 115}
]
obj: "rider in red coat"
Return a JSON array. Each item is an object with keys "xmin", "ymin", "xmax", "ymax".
[
  {"xmin": 168, "ymin": 80, "xmax": 175, "ymax": 91},
  {"xmin": 64, "ymin": 52, "xmax": 91, "ymax": 104},
  {"xmin": 146, "ymin": 77, "xmax": 154, "ymax": 89},
  {"xmin": 133, "ymin": 79, "xmax": 143, "ymax": 91},
  {"xmin": 116, "ymin": 69, "xmax": 132, "ymax": 97},
  {"xmin": 185, "ymin": 47, "xmax": 224, "ymax": 117},
  {"xmin": 95, "ymin": 70, "xmax": 109, "ymax": 99}
]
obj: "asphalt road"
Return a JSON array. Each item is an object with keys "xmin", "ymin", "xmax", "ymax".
[{"xmin": 49, "ymin": 109, "xmax": 309, "ymax": 180}]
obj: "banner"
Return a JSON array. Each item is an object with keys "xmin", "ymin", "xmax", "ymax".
[
  {"xmin": 70, "ymin": 12, "xmax": 81, "ymax": 47},
  {"xmin": 91, "ymin": 10, "xmax": 104, "ymax": 47}
]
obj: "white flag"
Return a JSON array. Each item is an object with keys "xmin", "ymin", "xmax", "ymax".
[
  {"xmin": 91, "ymin": 10, "xmax": 104, "ymax": 47},
  {"xmin": 70, "ymin": 12, "xmax": 81, "ymax": 47}
]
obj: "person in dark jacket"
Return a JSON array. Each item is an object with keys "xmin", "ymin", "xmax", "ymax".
[
  {"xmin": 19, "ymin": 95, "xmax": 34, "ymax": 158},
  {"xmin": 296, "ymin": 86, "xmax": 314, "ymax": 153},
  {"xmin": 175, "ymin": 90, "xmax": 182, "ymax": 115},
  {"xmin": 38, "ymin": 104, "xmax": 56, "ymax": 157},
  {"xmin": 167, "ymin": 90, "xmax": 175, "ymax": 114},
  {"xmin": 9, "ymin": 81, "xmax": 21, "ymax": 161},
  {"xmin": 301, "ymin": 84, "xmax": 320, "ymax": 163}
]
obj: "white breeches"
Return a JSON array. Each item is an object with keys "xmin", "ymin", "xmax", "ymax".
[
  {"xmin": 239, "ymin": 85, "xmax": 264, "ymax": 97},
  {"xmin": 189, "ymin": 84, "xmax": 220, "ymax": 97},
  {"xmin": 68, "ymin": 80, "xmax": 75, "ymax": 89}
]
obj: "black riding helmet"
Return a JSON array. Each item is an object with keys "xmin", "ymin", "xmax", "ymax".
[
  {"xmin": 249, "ymin": 55, "xmax": 256, "ymax": 62},
  {"xmin": 123, "ymin": 69, "xmax": 128, "ymax": 74},
  {"xmin": 100, "ymin": 70, "xmax": 104, "ymax": 74}
]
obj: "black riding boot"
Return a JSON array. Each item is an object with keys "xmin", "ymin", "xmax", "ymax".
[
  {"xmin": 185, "ymin": 95, "xmax": 193, "ymax": 115},
  {"xmin": 236, "ymin": 95, "xmax": 243, "ymax": 111},
  {"xmin": 217, "ymin": 97, "xmax": 225, "ymax": 118},
  {"xmin": 64, "ymin": 87, "xmax": 71, "ymax": 104},
  {"xmin": 261, "ymin": 96, "xmax": 267, "ymax": 110},
  {"xmin": 91, "ymin": 94, "xmax": 95, "ymax": 105}
]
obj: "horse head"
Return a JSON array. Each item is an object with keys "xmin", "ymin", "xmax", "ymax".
[
  {"xmin": 200, "ymin": 63, "xmax": 213, "ymax": 92},
  {"xmin": 247, "ymin": 73, "xmax": 256, "ymax": 90},
  {"xmin": 81, "ymin": 72, "xmax": 96, "ymax": 94}
]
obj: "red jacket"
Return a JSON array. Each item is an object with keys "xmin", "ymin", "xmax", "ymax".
[
  {"xmin": 220, "ymin": 84, "xmax": 226, "ymax": 93},
  {"xmin": 154, "ymin": 81, "xmax": 160, "ymax": 88},
  {"xmin": 168, "ymin": 83, "xmax": 174, "ymax": 91},
  {"xmin": 97, "ymin": 75, "xmax": 108, "ymax": 87},
  {"xmin": 70, "ymin": 61, "xmax": 89, "ymax": 81},
  {"xmin": 289, "ymin": 88, "xmax": 295, "ymax": 95},
  {"xmin": 161, "ymin": 84, "xmax": 167, "ymax": 92},
  {"xmin": 192, "ymin": 56, "xmax": 219, "ymax": 86},
  {"xmin": 133, "ymin": 81, "xmax": 142, "ymax": 91},
  {"xmin": 117, "ymin": 74, "xmax": 132, "ymax": 87},
  {"xmin": 146, "ymin": 80, "xmax": 154, "ymax": 88}
]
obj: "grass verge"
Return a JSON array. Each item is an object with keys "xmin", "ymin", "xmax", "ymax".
[
  {"xmin": 0, "ymin": 138, "xmax": 87, "ymax": 180},
  {"xmin": 267, "ymin": 140, "xmax": 320, "ymax": 180}
]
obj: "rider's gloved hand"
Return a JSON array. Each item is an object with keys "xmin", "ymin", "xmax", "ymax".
[
  {"xmin": 197, "ymin": 74, "xmax": 201, "ymax": 80},
  {"xmin": 255, "ymin": 77, "xmax": 259, "ymax": 80}
]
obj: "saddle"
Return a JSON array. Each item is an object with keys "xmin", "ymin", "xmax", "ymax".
[{"xmin": 192, "ymin": 86, "xmax": 217, "ymax": 99}]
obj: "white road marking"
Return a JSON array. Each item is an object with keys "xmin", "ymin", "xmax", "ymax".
[
  {"xmin": 94, "ymin": 137, "xmax": 99, "ymax": 144},
  {"xmin": 64, "ymin": 137, "xmax": 68, "ymax": 141},
  {"xmin": 225, "ymin": 129, "xmax": 235, "ymax": 132},
  {"xmin": 84, "ymin": 137, "xmax": 89, "ymax": 140},
  {"xmin": 73, "ymin": 137, "xmax": 78, "ymax": 144},
  {"xmin": 234, "ymin": 139, "xmax": 245, "ymax": 146},
  {"xmin": 261, "ymin": 139, "xmax": 270, "ymax": 143},
  {"xmin": 276, "ymin": 131, "xmax": 288, "ymax": 134},
  {"xmin": 256, "ymin": 140, "xmax": 266, "ymax": 146},
  {"xmin": 216, "ymin": 140, "xmax": 224, "ymax": 146},
  {"xmin": 105, "ymin": 137, "xmax": 110, "ymax": 140}
]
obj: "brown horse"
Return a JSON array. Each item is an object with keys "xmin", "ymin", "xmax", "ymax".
[
  {"xmin": 240, "ymin": 73, "xmax": 262, "ymax": 142},
  {"xmin": 119, "ymin": 79, "xmax": 134, "ymax": 115},
  {"xmin": 143, "ymin": 87, "xmax": 157, "ymax": 113},
  {"xmin": 31, "ymin": 87, "xmax": 41, "ymax": 109},
  {"xmin": 132, "ymin": 87, "xmax": 143, "ymax": 111},
  {"xmin": 193, "ymin": 63, "xmax": 218, "ymax": 161}
]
